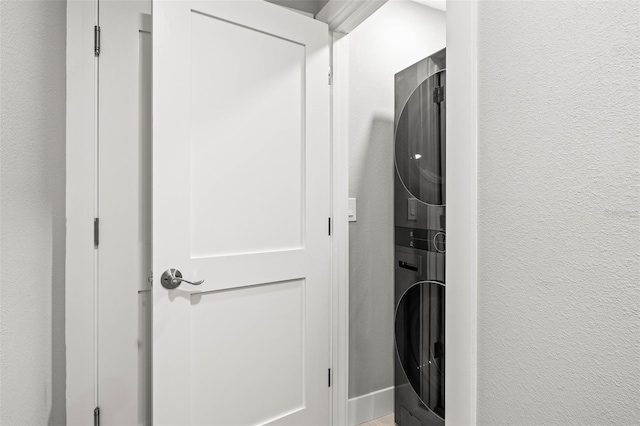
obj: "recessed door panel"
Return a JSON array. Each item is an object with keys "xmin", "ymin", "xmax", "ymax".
[
  {"xmin": 191, "ymin": 280, "xmax": 305, "ymax": 425},
  {"xmin": 190, "ymin": 11, "xmax": 305, "ymax": 258}
]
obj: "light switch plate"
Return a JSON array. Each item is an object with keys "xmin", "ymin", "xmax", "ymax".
[{"xmin": 348, "ymin": 198, "xmax": 357, "ymax": 222}]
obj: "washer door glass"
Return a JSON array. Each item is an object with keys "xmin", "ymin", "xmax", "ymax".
[
  {"xmin": 395, "ymin": 71, "xmax": 446, "ymax": 206},
  {"xmin": 395, "ymin": 281, "xmax": 445, "ymax": 419}
]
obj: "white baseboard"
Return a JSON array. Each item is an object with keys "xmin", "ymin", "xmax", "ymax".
[{"xmin": 347, "ymin": 386, "xmax": 394, "ymax": 426}]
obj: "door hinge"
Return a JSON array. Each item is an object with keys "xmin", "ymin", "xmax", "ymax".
[
  {"xmin": 328, "ymin": 67, "xmax": 332, "ymax": 86},
  {"xmin": 94, "ymin": 218, "xmax": 99, "ymax": 247},
  {"xmin": 94, "ymin": 406, "xmax": 100, "ymax": 426},
  {"xmin": 433, "ymin": 86, "xmax": 445, "ymax": 104},
  {"xmin": 328, "ymin": 368, "xmax": 332, "ymax": 387},
  {"xmin": 328, "ymin": 217, "xmax": 331, "ymax": 236},
  {"xmin": 94, "ymin": 25, "xmax": 101, "ymax": 57}
]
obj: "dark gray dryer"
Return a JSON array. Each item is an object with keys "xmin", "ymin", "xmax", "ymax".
[{"xmin": 394, "ymin": 48, "xmax": 446, "ymax": 426}]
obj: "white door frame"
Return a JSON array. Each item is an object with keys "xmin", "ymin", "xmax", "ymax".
[
  {"xmin": 328, "ymin": 30, "xmax": 351, "ymax": 426},
  {"xmin": 65, "ymin": 1, "xmax": 98, "ymax": 424},
  {"xmin": 66, "ymin": 1, "xmax": 478, "ymax": 424},
  {"xmin": 443, "ymin": 1, "xmax": 479, "ymax": 424}
]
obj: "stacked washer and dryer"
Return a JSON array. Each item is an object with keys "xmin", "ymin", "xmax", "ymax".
[{"xmin": 394, "ymin": 48, "xmax": 446, "ymax": 426}]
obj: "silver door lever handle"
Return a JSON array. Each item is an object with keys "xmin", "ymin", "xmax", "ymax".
[{"xmin": 161, "ymin": 268, "xmax": 204, "ymax": 289}]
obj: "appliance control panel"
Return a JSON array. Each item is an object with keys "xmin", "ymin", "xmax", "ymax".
[{"xmin": 395, "ymin": 226, "xmax": 445, "ymax": 253}]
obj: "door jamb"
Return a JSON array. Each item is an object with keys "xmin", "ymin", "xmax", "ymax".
[
  {"xmin": 65, "ymin": 0, "xmax": 98, "ymax": 423},
  {"xmin": 444, "ymin": 2, "xmax": 479, "ymax": 424},
  {"xmin": 329, "ymin": 30, "xmax": 350, "ymax": 426}
]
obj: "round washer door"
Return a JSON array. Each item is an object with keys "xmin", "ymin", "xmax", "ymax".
[
  {"xmin": 395, "ymin": 71, "xmax": 446, "ymax": 206},
  {"xmin": 395, "ymin": 281, "xmax": 445, "ymax": 419}
]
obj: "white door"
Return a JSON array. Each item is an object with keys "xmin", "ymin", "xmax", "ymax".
[{"xmin": 153, "ymin": 1, "xmax": 331, "ymax": 425}]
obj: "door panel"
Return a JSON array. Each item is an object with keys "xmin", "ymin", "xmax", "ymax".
[
  {"xmin": 190, "ymin": 10, "xmax": 305, "ymax": 258},
  {"xmin": 191, "ymin": 280, "xmax": 305, "ymax": 425},
  {"xmin": 153, "ymin": 1, "xmax": 330, "ymax": 424}
]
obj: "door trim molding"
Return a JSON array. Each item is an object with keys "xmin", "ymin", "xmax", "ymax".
[
  {"xmin": 65, "ymin": 0, "xmax": 98, "ymax": 423},
  {"xmin": 321, "ymin": 4, "xmax": 388, "ymax": 425},
  {"xmin": 330, "ymin": 31, "xmax": 350, "ymax": 426},
  {"xmin": 445, "ymin": 2, "xmax": 479, "ymax": 424},
  {"xmin": 317, "ymin": 0, "xmax": 386, "ymax": 34}
]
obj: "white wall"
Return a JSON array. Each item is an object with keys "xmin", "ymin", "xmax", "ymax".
[
  {"xmin": 476, "ymin": 1, "xmax": 640, "ymax": 424},
  {"xmin": 265, "ymin": 0, "xmax": 328, "ymax": 16},
  {"xmin": 0, "ymin": 0, "xmax": 67, "ymax": 424},
  {"xmin": 348, "ymin": 0, "xmax": 445, "ymax": 399}
]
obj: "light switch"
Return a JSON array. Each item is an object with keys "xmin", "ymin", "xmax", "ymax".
[
  {"xmin": 348, "ymin": 198, "xmax": 357, "ymax": 222},
  {"xmin": 407, "ymin": 198, "xmax": 417, "ymax": 221}
]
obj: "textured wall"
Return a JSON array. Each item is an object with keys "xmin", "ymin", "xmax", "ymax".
[
  {"xmin": 0, "ymin": 1, "xmax": 67, "ymax": 424},
  {"xmin": 348, "ymin": 1, "xmax": 445, "ymax": 399},
  {"xmin": 477, "ymin": 1, "xmax": 640, "ymax": 424}
]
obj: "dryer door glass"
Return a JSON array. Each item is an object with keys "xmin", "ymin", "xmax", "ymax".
[
  {"xmin": 395, "ymin": 281, "xmax": 445, "ymax": 419},
  {"xmin": 395, "ymin": 71, "xmax": 446, "ymax": 206}
]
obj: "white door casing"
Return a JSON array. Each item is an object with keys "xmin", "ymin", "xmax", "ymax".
[{"xmin": 153, "ymin": 1, "xmax": 331, "ymax": 425}]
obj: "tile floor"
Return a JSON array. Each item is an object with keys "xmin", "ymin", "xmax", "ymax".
[{"xmin": 357, "ymin": 413, "xmax": 395, "ymax": 426}]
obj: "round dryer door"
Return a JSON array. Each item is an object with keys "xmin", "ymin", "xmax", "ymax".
[
  {"xmin": 395, "ymin": 281, "xmax": 445, "ymax": 419},
  {"xmin": 395, "ymin": 70, "xmax": 446, "ymax": 206}
]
